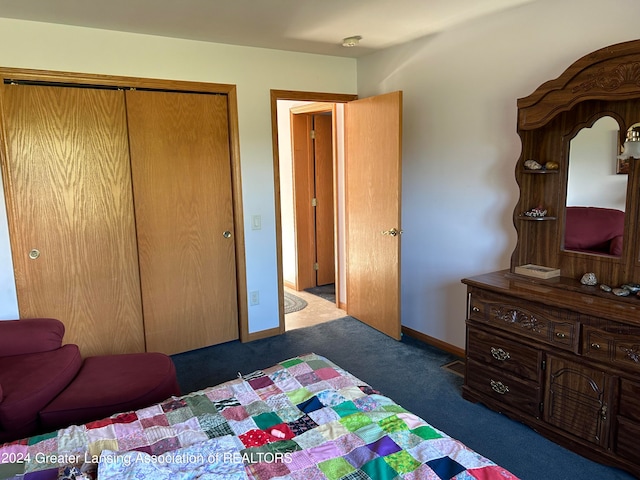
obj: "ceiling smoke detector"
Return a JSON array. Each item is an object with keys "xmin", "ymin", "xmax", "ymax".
[{"xmin": 342, "ymin": 35, "xmax": 362, "ymax": 47}]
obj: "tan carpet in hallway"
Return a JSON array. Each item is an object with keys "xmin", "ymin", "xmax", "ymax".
[{"xmin": 284, "ymin": 286, "xmax": 346, "ymax": 330}]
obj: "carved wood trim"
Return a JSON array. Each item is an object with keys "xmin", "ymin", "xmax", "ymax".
[
  {"xmin": 572, "ymin": 62, "xmax": 640, "ymax": 93},
  {"xmin": 518, "ymin": 39, "xmax": 640, "ymax": 130}
]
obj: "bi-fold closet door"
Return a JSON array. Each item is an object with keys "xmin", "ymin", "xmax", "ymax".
[{"xmin": 1, "ymin": 79, "xmax": 239, "ymax": 357}]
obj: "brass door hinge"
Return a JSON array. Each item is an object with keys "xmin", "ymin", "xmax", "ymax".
[
  {"xmin": 314, "ymin": 263, "xmax": 319, "ymax": 271},
  {"xmin": 311, "ymin": 198, "xmax": 317, "ymax": 207}
]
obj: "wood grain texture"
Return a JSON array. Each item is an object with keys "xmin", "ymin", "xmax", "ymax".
[
  {"xmin": 544, "ymin": 355, "xmax": 611, "ymax": 446},
  {"xmin": 512, "ymin": 39, "xmax": 640, "ymax": 286},
  {"xmin": 1, "ymin": 84, "xmax": 145, "ymax": 357},
  {"xmin": 462, "ymin": 273, "xmax": 640, "ymax": 476},
  {"xmin": 291, "ymin": 113, "xmax": 316, "ymax": 290},
  {"xmin": 126, "ymin": 90, "xmax": 238, "ymax": 355},
  {"xmin": 313, "ymin": 114, "xmax": 335, "ymax": 286},
  {"xmin": 345, "ymin": 91, "xmax": 402, "ymax": 340}
]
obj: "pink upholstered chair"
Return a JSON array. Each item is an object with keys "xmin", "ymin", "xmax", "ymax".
[
  {"xmin": 0, "ymin": 318, "xmax": 180, "ymax": 443},
  {"xmin": 564, "ymin": 206, "xmax": 625, "ymax": 256}
]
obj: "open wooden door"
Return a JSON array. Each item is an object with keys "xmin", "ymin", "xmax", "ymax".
[{"xmin": 345, "ymin": 91, "xmax": 402, "ymax": 340}]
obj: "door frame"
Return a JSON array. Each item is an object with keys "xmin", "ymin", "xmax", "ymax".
[
  {"xmin": 289, "ymin": 104, "xmax": 335, "ymax": 291},
  {"xmin": 270, "ymin": 90, "xmax": 357, "ymax": 333},
  {"xmin": 0, "ymin": 67, "xmax": 250, "ymax": 343}
]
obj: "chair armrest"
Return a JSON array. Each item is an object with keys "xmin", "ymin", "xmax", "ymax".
[{"xmin": 0, "ymin": 318, "xmax": 66, "ymax": 357}]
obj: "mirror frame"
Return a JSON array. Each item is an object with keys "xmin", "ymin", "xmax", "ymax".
[{"xmin": 511, "ymin": 39, "xmax": 640, "ymax": 286}]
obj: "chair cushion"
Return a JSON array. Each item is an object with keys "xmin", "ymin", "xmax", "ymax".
[
  {"xmin": 565, "ymin": 206, "xmax": 625, "ymax": 254},
  {"xmin": 0, "ymin": 318, "xmax": 65, "ymax": 357},
  {"xmin": 40, "ymin": 353, "xmax": 181, "ymax": 431},
  {"xmin": 0, "ymin": 344, "xmax": 81, "ymax": 442}
]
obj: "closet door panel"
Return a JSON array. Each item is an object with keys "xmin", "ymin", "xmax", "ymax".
[
  {"xmin": 126, "ymin": 90, "xmax": 238, "ymax": 355},
  {"xmin": 1, "ymin": 84, "xmax": 145, "ymax": 356}
]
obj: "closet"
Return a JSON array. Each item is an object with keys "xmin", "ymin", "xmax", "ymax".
[{"xmin": 0, "ymin": 69, "xmax": 244, "ymax": 357}]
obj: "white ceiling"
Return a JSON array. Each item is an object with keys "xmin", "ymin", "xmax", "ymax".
[{"xmin": 0, "ymin": 0, "xmax": 536, "ymax": 58}]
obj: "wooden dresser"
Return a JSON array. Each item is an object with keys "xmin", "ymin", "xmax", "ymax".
[
  {"xmin": 462, "ymin": 271, "xmax": 640, "ymax": 476},
  {"xmin": 460, "ymin": 39, "xmax": 640, "ymax": 477}
]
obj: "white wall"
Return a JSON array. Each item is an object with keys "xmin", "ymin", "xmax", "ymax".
[
  {"xmin": 567, "ymin": 116, "xmax": 627, "ymax": 211},
  {"xmin": 0, "ymin": 18, "xmax": 357, "ymax": 333},
  {"xmin": 357, "ymin": 0, "xmax": 640, "ymax": 348},
  {"xmin": 277, "ymin": 100, "xmax": 308, "ymax": 288}
]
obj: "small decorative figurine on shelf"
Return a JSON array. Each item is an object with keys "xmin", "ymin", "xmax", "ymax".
[
  {"xmin": 580, "ymin": 272, "xmax": 598, "ymax": 286},
  {"xmin": 523, "ymin": 159, "xmax": 559, "ymax": 171},
  {"xmin": 524, "ymin": 159, "xmax": 542, "ymax": 170},
  {"xmin": 524, "ymin": 205, "xmax": 547, "ymax": 217}
]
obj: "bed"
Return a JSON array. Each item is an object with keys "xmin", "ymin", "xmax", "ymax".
[{"xmin": 0, "ymin": 353, "xmax": 518, "ymax": 479}]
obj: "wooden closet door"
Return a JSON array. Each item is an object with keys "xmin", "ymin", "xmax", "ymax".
[
  {"xmin": 126, "ymin": 90, "xmax": 239, "ymax": 355},
  {"xmin": 1, "ymin": 84, "xmax": 145, "ymax": 357}
]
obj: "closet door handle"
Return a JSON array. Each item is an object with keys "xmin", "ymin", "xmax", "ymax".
[
  {"xmin": 382, "ymin": 228, "xmax": 402, "ymax": 237},
  {"xmin": 28, "ymin": 249, "xmax": 40, "ymax": 260},
  {"xmin": 223, "ymin": 231, "xmax": 232, "ymax": 239}
]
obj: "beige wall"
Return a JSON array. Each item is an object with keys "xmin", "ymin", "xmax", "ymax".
[{"xmin": 357, "ymin": 0, "xmax": 640, "ymax": 348}]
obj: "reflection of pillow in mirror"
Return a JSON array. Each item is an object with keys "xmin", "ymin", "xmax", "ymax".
[
  {"xmin": 610, "ymin": 235, "xmax": 624, "ymax": 256},
  {"xmin": 565, "ymin": 206, "xmax": 625, "ymax": 254}
]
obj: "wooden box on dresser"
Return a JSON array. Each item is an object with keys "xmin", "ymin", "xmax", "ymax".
[{"xmin": 462, "ymin": 271, "xmax": 640, "ymax": 477}]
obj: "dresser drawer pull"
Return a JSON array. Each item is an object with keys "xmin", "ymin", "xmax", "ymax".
[
  {"xmin": 490, "ymin": 380, "xmax": 509, "ymax": 395},
  {"xmin": 490, "ymin": 347, "xmax": 511, "ymax": 361},
  {"xmin": 555, "ymin": 332, "xmax": 567, "ymax": 339},
  {"xmin": 590, "ymin": 343, "xmax": 601, "ymax": 350},
  {"xmin": 472, "ymin": 306, "xmax": 480, "ymax": 313}
]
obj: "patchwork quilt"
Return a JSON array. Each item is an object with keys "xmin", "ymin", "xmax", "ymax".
[{"xmin": 0, "ymin": 353, "xmax": 518, "ymax": 479}]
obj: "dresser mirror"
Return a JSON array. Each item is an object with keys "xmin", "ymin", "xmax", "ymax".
[{"xmin": 564, "ymin": 115, "xmax": 627, "ymax": 257}]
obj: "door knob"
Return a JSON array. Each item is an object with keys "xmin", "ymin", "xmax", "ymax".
[
  {"xmin": 223, "ymin": 231, "xmax": 232, "ymax": 239},
  {"xmin": 381, "ymin": 228, "xmax": 403, "ymax": 237},
  {"xmin": 28, "ymin": 249, "xmax": 40, "ymax": 260}
]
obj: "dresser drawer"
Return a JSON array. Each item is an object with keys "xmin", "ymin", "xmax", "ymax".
[
  {"xmin": 582, "ymin": 326, "xmax": 640, "ymax": 373},
  {"xmin": 465, "ymin": 359, "xmax": 541, "ymax": 417},
  {"xmin": 466, "ymin": 327, "xmax": 541, "ymax": 381},
  {"xmin": 468, "ymin": 291, "xmax": 579, "ymax": 352}
]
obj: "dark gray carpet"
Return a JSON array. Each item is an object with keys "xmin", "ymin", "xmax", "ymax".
[
  {"xmin": 171, "ymin": 317, "xmax": 634, "ymax": 480},
  {"xmin": 304, "ymin": 283, "xmax": 336, "ymax": 303}
]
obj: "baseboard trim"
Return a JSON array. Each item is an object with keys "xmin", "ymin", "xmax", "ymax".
[
  {"xmin": 283, "ymin": 280, "xmax": 297, "ymax": 290},
  {"xmin": 402, "ymin": 326, "xmax": 465, "ymax": 358},
  {"xmin": 243, "ymin": 326, "xmax": 282, "ymax": 342}
]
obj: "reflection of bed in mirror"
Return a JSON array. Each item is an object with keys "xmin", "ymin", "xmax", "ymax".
[
  {"xmin": 564, "ymin": 206, "xmax": 624, "ymax": 255},
  {"xmin": 565, "ymin": 115, "xmax": 627, "ymax": 256}
]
